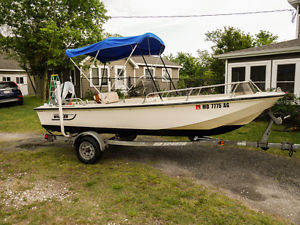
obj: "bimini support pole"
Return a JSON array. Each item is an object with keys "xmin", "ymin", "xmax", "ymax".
[
  {"xmin": 123, "ymin": 44, "xmax": 138, "ymax": 69},
  {"xmin": 160, "ymin": 55, "xmax": 178, "ymax": 95},
  {"xmin": 69, "ymin": 57, "xmax": 101, "ymax": 94},
  {"xmin": 141, "ymin": 54, "xmax": 163, "ymax": 100},
  {"xmin": 116, "ymin": 44, "xmax": 138, "ymax": 90},
  {"xmin": 93, "ymin": 50, "xmax": 100, "ymax": 66},
  {"xmin": 110, "ymin": 44, "xmax": 138, "ymax": 91},
  {"xmin": 100, "ymin": 63, "xmax": 106, "ymax": 92},
  {"xmin": 138, "ymin": 45, "xmax": 162, "ymax": 100},
  {"xmin": 56, "ymin": 80, "xmax": 69, "ymax": 138}
]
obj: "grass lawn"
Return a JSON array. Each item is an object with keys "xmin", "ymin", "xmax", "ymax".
[
  {"xmin": 0, "ymin": 145, "xmax": 290, "ymax": 225},
  {"xmin": 0, "ymin": 96, "xmax": 44, "ymax": 133},
  {"xmin": 0, "ymin": 95, "xmax": 298, "ymax": 224}
]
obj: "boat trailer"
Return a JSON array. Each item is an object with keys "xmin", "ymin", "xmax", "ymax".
[
  {"xmin": 44, "ymin": 109, "xmax": 299, "ymax": 164},
  {"xmin": 44, "ymin": 81, "xmax": 298, "ymax": 164},
  {"xmin": 192, "ymin": 110, "xmax": 300, "ymax": 158}
]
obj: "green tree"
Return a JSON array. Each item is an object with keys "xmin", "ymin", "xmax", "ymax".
[
  {"xmin": 0, "ymin": 0, "xmax": 108, "ymax": 100},
  {"xmin": 167, "ymin": 51, "xmax": 220, "ymax": 88},
  {"xmin": 254, "ymin": 30, "xmax": 278, "ymax": 47},
  {"xmin": 169, "ymin": 27, "xmax": 278, "ymax": 88},
  {"xmin": 206, "ymin": 26, "xmax": 278, "ymax": 80},
  {"xmin": 168, "ymin": 52, "xmax": 202, "ymax": 88},
  {"xmin": 206, "ymin": 27, "xmax": 253, "ymax": 55}
]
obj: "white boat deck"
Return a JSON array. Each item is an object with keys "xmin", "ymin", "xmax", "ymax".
[
  {"xmin": 37, "ymin": 80, "xmax": 285, "ymax": 110},
  {"xmin": 38, "ymin": 91, "xmax": 282, "ymax": 110}
]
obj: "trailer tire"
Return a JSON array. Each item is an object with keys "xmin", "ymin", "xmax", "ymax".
[{"xmin": 75, "ymin": 136, "xmax": 102, "ymax": 164}]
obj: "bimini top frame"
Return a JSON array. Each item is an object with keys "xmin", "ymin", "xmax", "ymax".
[
  {"xmin": 66, "ymin": 33, "xmax": 165, "ymax": 63},
  {"xmin": 66, "ymin": 33, "xmax": 177, "ymax": 98}
]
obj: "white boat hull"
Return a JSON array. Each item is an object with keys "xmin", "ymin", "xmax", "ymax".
[{"xmin": 35, "ymin": 92, "xmax": 283, "ymax": 136}]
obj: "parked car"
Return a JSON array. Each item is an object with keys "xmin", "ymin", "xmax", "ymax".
[{"xmin": 0, "ymin": 81, "xmax": 23, "ymax": 105}]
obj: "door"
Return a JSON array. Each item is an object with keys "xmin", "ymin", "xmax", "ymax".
[
  {"xmin": 16, "ymin": 76, "xmax": 28, "ymax": 95},
  {"xmin": 114, "ymin": 67, "xmax": 126, "ymax": 90}
]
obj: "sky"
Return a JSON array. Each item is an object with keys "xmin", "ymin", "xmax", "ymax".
[{"xmin": 101, "ymin": 0, "xmax": 297, "ymax": 56}]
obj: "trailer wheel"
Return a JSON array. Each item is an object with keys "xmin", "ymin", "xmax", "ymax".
[{"xmin": 75, "ymin": 136, "xmax": 102, "ymax": 164}]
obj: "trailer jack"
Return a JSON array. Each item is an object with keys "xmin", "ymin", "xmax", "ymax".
[{"xmin": 256, "ymin": 110, "xmax": 298, "ymax": 157}]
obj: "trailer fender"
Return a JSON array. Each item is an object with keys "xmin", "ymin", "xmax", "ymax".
[{"xmin": 74, "ymin": 131, "xmax": 106, "ymax": 151}]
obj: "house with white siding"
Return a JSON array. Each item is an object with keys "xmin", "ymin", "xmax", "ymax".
[
  {"xmin": 0, "ymin": 53, "xmax": 35, "ymax": 96},
  {"xmin": 215, "ymin": 0, "xmax": 300, "ymax": 97}
]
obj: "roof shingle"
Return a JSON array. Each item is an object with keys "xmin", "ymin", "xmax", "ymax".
[
  {"xmin": 215, "ymin": 38, "xmax": 300, "ymax": 59},
  {"xmin": 0, "ymin": 53, "xmax": 24, "ymax": 70}
]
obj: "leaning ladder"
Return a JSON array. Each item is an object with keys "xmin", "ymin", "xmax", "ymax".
[{"xmin": 48, "ymin": 74, "xmax": 60, "ymax": 104}]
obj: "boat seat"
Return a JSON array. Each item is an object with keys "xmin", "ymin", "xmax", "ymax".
[{"xmin": 94, "ymin": 92, "xmax": 119, "ymax": 104}]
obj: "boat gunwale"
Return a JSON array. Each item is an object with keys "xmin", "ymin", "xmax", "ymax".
[{"xmin": 34, "ymin": 92, "xmax": 284, "ymax": 111}]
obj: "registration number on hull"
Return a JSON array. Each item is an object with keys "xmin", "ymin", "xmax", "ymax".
[
  {"xmin": 196, "ymin": 102, "xmax": 230, "ymax": 110},
  {"xmin": 52, "ymin": 113, "xmax": 77, "ymax": 120}
]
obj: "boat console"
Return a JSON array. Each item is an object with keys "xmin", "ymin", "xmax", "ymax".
[{"xmin": 93, "ymin": 92, "xmax": 119, "ymax": 104}]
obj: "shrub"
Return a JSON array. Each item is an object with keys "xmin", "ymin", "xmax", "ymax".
[
  {"xmin": 115, "ymin": 89, "xmax": 125, "ymax": 99},
  {"xmin": 271, "ymin": 92, "xmax": 300, "ymax": 126},
  {"xmin": 85, "ymin": 89, "xmax": 96, "ymax": 100}
]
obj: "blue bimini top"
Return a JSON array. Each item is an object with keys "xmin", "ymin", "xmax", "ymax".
[{"xmin": 65, "ymin": 33, "xmax": 165, "ymax": 63}]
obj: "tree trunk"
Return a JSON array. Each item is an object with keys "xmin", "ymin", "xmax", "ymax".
[
  {"xmin": 34, "ymin": 76, "xmax": 44, "ymax": 99},
  {"xmin": 42, "ymin": 69, "xmax": 49, "ymax": 102},
  {"xmin": 33, "ymin": 69, "xmax": 49, "ymax": 101}
]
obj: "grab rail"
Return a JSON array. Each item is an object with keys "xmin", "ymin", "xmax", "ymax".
[{"xmin": 143, "ymin": 80, "xmax": 262, "ymax": 103}]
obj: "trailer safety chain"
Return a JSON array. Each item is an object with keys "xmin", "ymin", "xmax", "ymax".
[
  {"xmin": 286, "ymin": 143, "xmax": 295, "ymax": 157},
  {"xmin": 278, "ymin": 142, "xmax": 295, "ymax": 157}
]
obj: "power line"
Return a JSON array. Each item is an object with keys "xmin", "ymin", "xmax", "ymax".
[{"xmin": 110, "ymin": 9, "xmax": 294, "ymax": 19}]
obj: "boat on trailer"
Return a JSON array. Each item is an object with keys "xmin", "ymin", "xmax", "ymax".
[
  {"xmin": 36, "ymin": 82, "xmax": 283, "ymax": 137},
  {"xmin": 35, "ymin": 33, "xmax": 284, "ymax": 138}
]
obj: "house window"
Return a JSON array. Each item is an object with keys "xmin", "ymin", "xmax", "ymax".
[
  {"xmin": 90, "ymin": 67, "xmax": 110, "ymax": 87},
  {"xmin": 2, "ymin": 76, "xmax": 11, "ymax": 82},
  {"xmin": 91, "ymin": 68, "xmax": 99, "ymax": 86},
  {"xmin": 144, "ymin": 67, "xmax": 155, "ymax": 80},
  {"xmin": 232, "ymin": 67, "xmax": 245, "ymax": 82},
  {"xmin": 251, "ymin": 66, "xmax": 266, "ymax": 91},
  {"xmin": 277, "ymin": 64, "xmax": 295, "ymax": 93},
  {"xmin": 116, "ymin": 68, "xmax": 124, "ymax": 80},
  {"xmin": 16, "ymin": 77, "xmax": 24, "ymax": 84},
  {"xmin": 101, "ymin": 68, "xmax": 108, "ymax": 85},
  {"xmin": 162, "ymin": 68, "xmax": 172, "ymax": 82}
]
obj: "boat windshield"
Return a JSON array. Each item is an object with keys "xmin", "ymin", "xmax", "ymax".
[{"xmin": 232, "ymin": 82, "xmax": 257, "ymax": 95}]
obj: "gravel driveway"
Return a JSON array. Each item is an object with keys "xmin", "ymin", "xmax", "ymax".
[
  {"xmin": 104, "ymin": 137, "xmax": 300, "ymax": 225},
  {"xmin": 1, "ymin": 133, "xmax": 299, "ymax": 224}
]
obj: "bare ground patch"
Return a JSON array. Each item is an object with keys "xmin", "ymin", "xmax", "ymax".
[
  {"xmin": 0, "ymin": 175, "xmax": 72, "ymax": 209},
  {"xmin": 0, "ymin": 132, "xmax": 69, "ymax": 152},
  {"xmin": 0, "ymin": 133, "xmax": 73, "ymax": 210}
]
